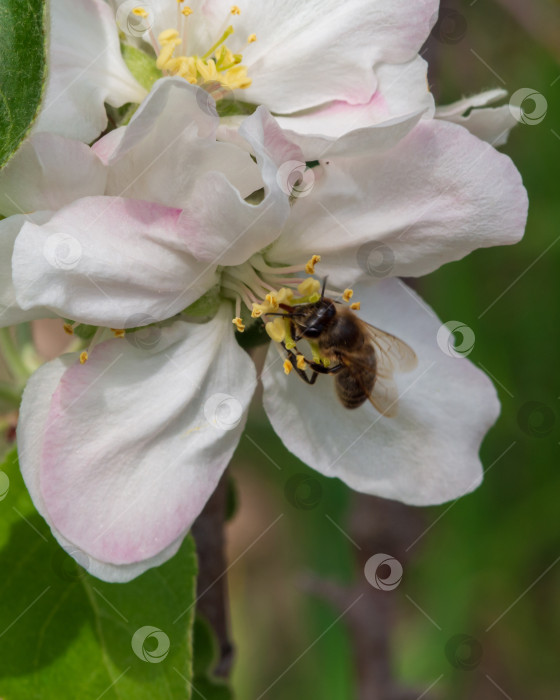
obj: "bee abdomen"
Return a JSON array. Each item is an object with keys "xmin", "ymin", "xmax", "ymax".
[{"xmin": 335, "ymin": 368, "xmax": 375, "ymax": 409}]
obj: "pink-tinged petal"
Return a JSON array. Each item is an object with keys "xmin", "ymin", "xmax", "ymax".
[
  {"xmin": 102, "ymin": 79, "xmax": 263, "ymax": 203},
  {"xmin": 0, "ymin": 213, "xmax": 55, "ymax": 327},
  {"xmin": 18, "ymin": 352, "xmax": 184, "ymax": 582},
  {"xmin": 436, "ymin": 89, "xmax": 518, "ymax": 146},
  {"xmin": 35, "ymin": 0, "xmax": 146, "ymax": 143},
  {"xmin": 201, "ymin": 0, "xmax": 438, "ymax": 113},
  {"xmin": 275, "ymin": 56, "xmax": 434, "ymax": 150},
  {"xmin": 18, "ymin": 307, "xmax": 256, "ymax": 580},
  {"xmin": 13, "ymin": 196, "xmax": 219, "ymax": 327},
  {"xmin": 263, "ymin": 278, "xmax": 499, "ymax": 505},
  {"xmin": 0, "ymin": 133, "xmax": 107, "ymax": 217},
  {"xmin": 267, "ymin": 120, "xmax": 528, "ymax": 286},
  {"xmin": 435, "ymin": 89, "xmax": 508, "ymax": 119},
  {"xmin": 179, "ymin": 107, "xmax": 294, "ymax": 266}
]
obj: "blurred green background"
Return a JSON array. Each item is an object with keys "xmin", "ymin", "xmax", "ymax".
[{"xmin": 224, "ymin": 2, "xmax": 560, "ymax": 698}]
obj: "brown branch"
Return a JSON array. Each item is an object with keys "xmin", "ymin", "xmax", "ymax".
[{"xmin": 191, "ymin": 472, "xmax": 233, "ymax": 678}]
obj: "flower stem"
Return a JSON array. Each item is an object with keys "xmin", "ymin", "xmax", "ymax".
[{"xmin": 0, "ymin": 328, "xmax": 29, "ymax": 384}]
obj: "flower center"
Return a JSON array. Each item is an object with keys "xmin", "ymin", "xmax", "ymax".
[
  {"xmin": 222, "ymin": 255, "xmax": 360, "ymax": 372},
  {"xmin": 146, "ymin": 3, "xmax": 255, "ymax": 91}
]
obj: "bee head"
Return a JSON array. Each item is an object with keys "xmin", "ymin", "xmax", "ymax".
[{"xmin": 295, "ymin": 298, "xmax": 336, "ymax": 338}]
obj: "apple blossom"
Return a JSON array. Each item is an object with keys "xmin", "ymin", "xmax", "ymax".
[
  {"xmin": 39, "ymin": 0, "xmax": 440, "ymax": 149},
  {"xmin": 0, "ymin": 79, "xmax": 528, "ymax": 581}
]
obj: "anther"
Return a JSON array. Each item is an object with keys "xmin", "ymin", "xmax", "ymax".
[
  {"xmin": 342, "ymin": 288, "xmax": 354, "ymax": 302},
  {"xmin": 132, "ymin": 7, "xmax": 148, "ymax": 18},
  {"xmin": 230, "ymin": 5, "xmax": 241, "ymax": 14},
  {"xmin": 350, "ymin": 302, "xmax": 361, "ymax": 310},
  {"xmin": 232, "ymin": 317, "xmax": 245, "ymax": 332},
  {"xmin": 305, "ymin": 254, "xmax": 321, "ymax": 274},
  {"xmin": 296, "ymin": 354, "xmax": 306, "ymax": 370},
  {"xmin": 182, "ymin": 6, "xmax": 193, "ymax": 16},
  {"xmin": 111, "ymin": 328, "xmax": 125, "ymax": 338},
  {"xmin": 247, "ymin": 33, "xmax": 257, "ymax": 43},
  {"xmin": 283, "ymin": 358, "xmax": 293, "ymax": 375},
  {"xmin": 79, "ymin": 351, "xmax": 88, "ymax": 364},
  {"xmin": 297, "ymin": 278, "xmax": 320, "ymax": 297},
  {"xmin": 265, "ymin": 317, "xmax": 285, "ymax": 343},
  {"xmin": 63, "ymin": 323, "xmax": 74, "ymax": 335}
]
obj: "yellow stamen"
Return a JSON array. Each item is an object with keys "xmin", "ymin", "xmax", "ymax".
[
  {"xmin": 159, "ymin": 28, "xmax": 180, "ymax": 42},
  {"xmin": 342, "ymin": 288, "xmax": 354, "ymax": 302},
  {"xmin": 201, "ymin": 25, "xmax": 234, "ymax": 60},
  {"xmin": 283, "ymin": 319, "xmax": 297, "ymax": 350},
  {"xmin": 79, "ymin": 351, "xmax": 88, "ymax": 364},
  {"xmin": 182, "ymin": 6, "xmax": 193, "ymax": 16},
  {"xmin": 230, "ymin": 5, "xmax": 241, "ymax": 14},
  {"xmin": 276, "ymin": 287, "xmax": 294, "ymax": 304},
  {"xmin": 305, "ymin": 254, "xmax": 321, "ymax": 275},
  {"xmin": 350, "ymin": 302, "xmax": 361, "ymax": 310},
  {"xmin": 132, "ymin": 7, "xmax": 148, "ymax": 18},
  {"xmin": 283, "ymin": 359, "xmax": 293, "ymax": 375},
  {"xmin": 296, "ymin": 354, "xmax": 306, "ymax": 370},
  {"xmin": 63, "ymin": 323, "xmax": 74, "ymax": 335},
  {"xmin": 248, "ymin": 33, "xmax": 257, "ymax": 43},
  {"xmin": 297, "ymin": 278, "xmax": 321, "ymax": 297},
  {"xmin": 265, "ymin": 317, "xmax": 285, "ymax": 343},
  {"xmin": 265, "ymin": 292, "xmax": 279, "ymax": 310},
  {"xmin": 232, "ymin": 317, "xmax": 245, "ymax": 332},
  {"xmin": 111, "ymin": 328, "xmax": 125, "ymax": 338}
]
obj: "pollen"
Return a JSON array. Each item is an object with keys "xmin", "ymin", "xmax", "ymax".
[
  {"xmin": 230, "ymin": 5, "xmax": 241, "ymax": 14},
  {"xmin": 305, "ymin": 254, "xmax": 321, "ymax": 275},
  {"xmin": 132, "ymin": 6, "xmax": 148, "ymax": 18},
  {"xmin": 265, "ymin": 292, "xmax": 279, "ymax": 309},
  {"xmin": 350, "ymin": 301, "xmax": 361, "ymax": 310},
  {"xmin": 232, "ymin": 317, "xmax": 245, "ymax": 332},
  {"xmin": 63, "ymin": 323, "xmax": 74, "ymax": 335},
  {"xmin": 79, "ymin": 351, "xmax": 88, "ymax": 364},
  {"xmin": 111, "ymin": 328, "xmax": 125, "ymax": 338},
  {"xmin": 296, "ymin": 354, "xmax": 306, "ymax": 370},
  {"xmin": 248, "ymin": 33, "xmax": 257, "ymax": 43},
  {"xmin": 297, "ymin": 278, "xmax": 320, "ymax": 297},
  {"xmin": 265, "ymin": 317, "xmax": 285, "ymax": 343},
  {"xmin": 283, "ymin": 358, "xmax": 293, "ymax": 375},
  {"xmin": 342, "ymin": 288, "xmax": 354, "ymax": 302}
]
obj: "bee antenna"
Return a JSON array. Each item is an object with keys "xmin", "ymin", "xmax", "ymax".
[{"xmin": 321, "ymin": 276, "xmax": 328, "ymax": 299}]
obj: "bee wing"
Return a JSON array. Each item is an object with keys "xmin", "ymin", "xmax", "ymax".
[
  {"xmin": 360, "ymin": 323, "xmax": 418, "ymax": 418},
  {"xmin": 364, "ymin": 323, "xmax": 418, "ymax": 375}
]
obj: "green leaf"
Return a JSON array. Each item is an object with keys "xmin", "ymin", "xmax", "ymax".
[
  {"xmin": 192, "ymin": 617, "xmax": 234, "ymax": 700},
  {"xmin": 0, "ymin": 449, "xmax": 199, "ymax": 699},
  {"xmin": 121, "ymin": 44, "xmax": 162, "ymax": 92},
  {"xmin": 0, "ymin": 0, "xmax": 48, "ymax": 168}
]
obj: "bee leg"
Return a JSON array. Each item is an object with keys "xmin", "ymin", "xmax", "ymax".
[
  {"xmin": 307, "ymin": 361, "xmax": 344, "ymax": 375},
  {"xmin": 281, "ymin": 345, "xmax": 317, "ymax": 385}
]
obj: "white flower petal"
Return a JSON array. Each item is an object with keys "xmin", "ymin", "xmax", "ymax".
[
  {"xmin": 102, "ymin": 79, "xmax": 263, "ymax": 203},
  {"xmin": 0, "ymin": 213, "xmax": 55, "ymax": 327},
  {"xmin": 178, "ymin": 107, "xmax": 294, "ymax": 266},
  {"xmin": 267, "ymin": 120, "xmax": 528, "ymax": 286},
  {"xmin": 18, "ymin": 351, "xmax": 184, "ymax": 583},
  {"xmin": 35, "ymin": 0, "xmax": 147, "ymax": 142},
  {"xmin": 0, "ymin": 133, "xmax": 107, "ymax": 217},
  {"xmin": 18, "ymin": 307, "xmax": 256, "ymax": 581},
  {"xmin": 13, "ymin": 197, "xmax": 218, "ymax": 327},
  {"xmin": 262, "ymin": 278, "xmax": 499, "ymax": 505},
  {"xmin": 202, "ymin": 0, "xmax": 438, "ymax": 113},
  {"xmin": 436, "ymin": 89, "xmax": 518, "ymax": 146},
  {"xmin": 275, "ymin": 56, "xmax": 434, "ymax": 146}
]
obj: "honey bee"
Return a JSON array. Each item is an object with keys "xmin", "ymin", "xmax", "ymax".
[{"xmin": 279, "ymin": 294, "xmax": 417, "ymax": 416}]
